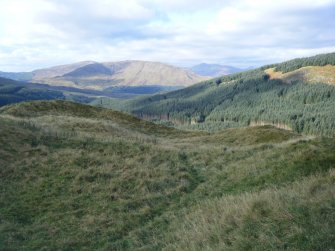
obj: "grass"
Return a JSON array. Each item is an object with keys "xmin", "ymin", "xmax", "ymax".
[
  {"xmin": 0, "ymin": 100, "xmax": 334, "ymax": 250},
  {"xmin": 265, "ymin": 65, "xmax": 335, "ymax": 85},
  {"xmin": 164, "ymin": 170, "xmax": 335, "ymax": 250}
]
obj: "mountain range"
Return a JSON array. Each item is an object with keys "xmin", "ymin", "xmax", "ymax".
[
  {"xmin": 0, "ymin": 61, "xmax": 208, "ymax": 90},
  {"xmin": 0, "ymin": 61, "xmax": 246, "ymax": 91}
]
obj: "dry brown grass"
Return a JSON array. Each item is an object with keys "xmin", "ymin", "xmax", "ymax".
[{"xmin": 265, "ymin": 65, "xmax": 335, "ymax": 85}]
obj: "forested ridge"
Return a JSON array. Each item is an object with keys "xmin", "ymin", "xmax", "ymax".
[
  {"xmin": 270, "ymin": 52, "xmax": 335, "ymax": 73},
  {"xmin": 116, "ymin": 52, "xmax": 335, "ymax": 136}
]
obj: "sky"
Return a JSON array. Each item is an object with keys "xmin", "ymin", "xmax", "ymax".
[{"xmin": 0, "ymin": 0, "xmax": 335, "ymax": 71}]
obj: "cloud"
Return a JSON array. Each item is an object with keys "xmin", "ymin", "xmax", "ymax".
[{"xmin": 0, "ymin": 0, "xmax": 334, "ymax": 71}]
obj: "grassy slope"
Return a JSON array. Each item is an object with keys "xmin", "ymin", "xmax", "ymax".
[
  {"xmin": 0, "ymin": 100, "xmax": 334, "ymax": 250},
  {"xmin": 265, "ymin": 65, "xmax": 335, "ymax": 85}
]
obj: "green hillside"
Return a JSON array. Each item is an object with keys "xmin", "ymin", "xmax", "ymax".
[
  {"xmin": 0, "ymin": 77, "xmax": 65, "ymax": 106},
  {"xmin": 0, "ymin": 76, "xmax": 187, "ymax": 107},
  {"xmin": 1, "ymin": 100, "xmax": 334, "ymax": 250},
  {"xmin": 114, "ymin": 52, "xmax": 335, "ymax": 136},
  {"xmin": 0, "ymin": 77, "xmax": 100, "ymax": 106}
]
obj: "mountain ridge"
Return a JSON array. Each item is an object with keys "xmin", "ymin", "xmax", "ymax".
[
  {"xmin": 0, "ymin": 60, "xmax": 209, "ymax": 90},
  {"xmin": 108, "ymin": 52, "xmax": 335, "ymax": 136}
]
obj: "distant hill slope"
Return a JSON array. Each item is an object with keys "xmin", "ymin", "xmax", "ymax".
[
  {"xmin": 0, "ymin": 76, "xmax": 187, "ymax": 107},
  {"xmin": 1, "ymin": 100, "xmax": 334, "ymax": 250},
  {"xmin": 116, "ymin": 52, "xmax": 335, "ymax": 136},
  {"xmin": 32, "ymin": 61, "xmax": 96, "ymax": 79},
  {"xmin": 0, "ymin": 77, "xmax": 65, "ymax": 106},
  {"xmin": 191, "ymin": 63, "xmax": 244, "ymax": 77},
  {"xmin": 0, "ymin": 71, "xmax": 34, "ymax": 81},
  {"xmin": 0, "ymin": 61, "xmax": 208, "ymax": 90}
]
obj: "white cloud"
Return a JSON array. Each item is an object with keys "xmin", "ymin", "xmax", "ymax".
[
  {"xmin": 90, "ymin": 0, "xmax": 153, "ymax": 19},
  {"xmin": 0, "ymin": 0, "xmax": 334, "ymax": 71}
]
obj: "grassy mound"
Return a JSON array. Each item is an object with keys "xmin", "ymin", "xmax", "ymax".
[{"xmin": 0, "ymin": 100, "xmax": 192, "ymax": 137}]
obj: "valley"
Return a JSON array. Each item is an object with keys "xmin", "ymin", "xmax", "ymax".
[
  {"xmin": 0, "ymin": 52, "xmax": 335, "ymax": 251},
  {"xmin": 0, "ymin": 61, "xmax": 209, "ymax": 106}
]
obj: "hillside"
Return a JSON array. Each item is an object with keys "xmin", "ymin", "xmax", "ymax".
[
  {"xmin": 0, "ymin": 100, "xmax": 334, "ymax": 250},
  {"xmin": 265, "ymin": 65, "xmax": 335, "ymax": 85},
  {"xmin": 191, "ymin": 63, "xmax": 244, "ymax": 77},
  {"xmin": 0, "ymin": 76, "xmax": 186, "ymax": 107},
  {"xmin": 0, "ymin": 77, "xmax": 65, "ymax": 106},
  {"xmin": 114, "ymin": 52, "xmax": 335, "ymax": 136},
  {"xmin": 0, "ymin": 61, "xmax": 208, "ymax": 90},
  {"xmin": 0, "ymin": 71, "xmax": 33, "ymax": 81}
]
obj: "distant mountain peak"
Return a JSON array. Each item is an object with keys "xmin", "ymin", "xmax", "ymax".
[
  {"xmin": 190, "ymin": 63, "xmax": 244, "ymax": 77},
  {"xmin": 63, "ymin": 63, "xmax": 113, "ymax": 77}
]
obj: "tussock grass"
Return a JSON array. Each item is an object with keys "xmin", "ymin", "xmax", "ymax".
[
  {"xmin": 0, "ymin": 100, "xmax": 199, "ymax": 137},
  {"xmin": 164, "ymin": 170, "xmax": 335, "ymax": 251},
  {"xmin": 0, "ymin": 100, "xmax": 334, "ymax": 250}
]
